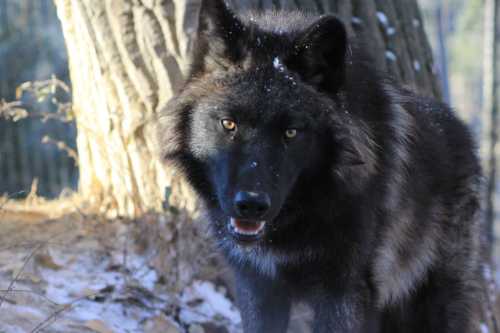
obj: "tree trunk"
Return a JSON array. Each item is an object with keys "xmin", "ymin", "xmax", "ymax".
[
  {"xmin": 436, "ymin": 2, "xmax": 451, "ymax": 104},
  {"xmin": 54, "ymin": 0, "xmax": 441, "ymax": 217},
  {"xmin": 482, "ymin": 0, "xmax": 499, "ymax": 248},
  {"xmin": 480, "ymin": 0, "xmax": 499, "ymax": 331}
]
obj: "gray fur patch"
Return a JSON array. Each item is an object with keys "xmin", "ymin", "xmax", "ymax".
[{"xmin": 372, "ymin": 99, "xmax": 441, "ymax": 306}]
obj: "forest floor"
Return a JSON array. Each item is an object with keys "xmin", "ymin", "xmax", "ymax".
[
  {"xmin": 0, "ymin": 196, "xmax": 244, "ymax": 333},
  {"xmin": 0, "ymin": 196, "xmax": 496, "ymax": 333}
]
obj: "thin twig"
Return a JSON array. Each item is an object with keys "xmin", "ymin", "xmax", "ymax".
[
  {"xmin": 41, "ymin": 136, "xmax": 78, "ymax": 165},
  {"xmin": 0, "ymin": 224, "xmax": 70, "ymax": 309},
  {"xmin": 30, "ymin": 303, "xmax": 71, "ymax": 333},
  {"xmin": 0, "ymin": 241, "xmax": 69, "ymax": 252},
  {"xmin": 30, "ymin": 292, "xmax": 100, "ymax": 333},
  {"xmin": 0, "ymin": 242, "xmax": 44, "ymax": 308},
  {"xmin": 0, "ymin": 289, "xmax": 59, "ymax": 306}
]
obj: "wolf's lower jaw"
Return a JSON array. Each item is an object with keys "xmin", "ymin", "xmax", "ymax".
[{"xmin": 230, "ymin": 218, "xmax": 266, "ymax": 236}]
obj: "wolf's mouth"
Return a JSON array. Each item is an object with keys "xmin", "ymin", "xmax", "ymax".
[{"xmin": 228, "ymin": 218, "xmax": 266, "ymax": 242}]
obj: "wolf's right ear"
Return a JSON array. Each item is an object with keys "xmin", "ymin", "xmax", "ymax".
[{"xmin": 196, "ymin": 0, "xmax": 246, "ymax": 68}]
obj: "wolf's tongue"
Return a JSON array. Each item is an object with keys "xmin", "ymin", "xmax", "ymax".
[
  {"xmin": 235, "ymin": 220, "xmax": 261, "ymax": 232},
  {"xmin": 231, "ymin": 218, "xmax": 265, "ymax": 235}
]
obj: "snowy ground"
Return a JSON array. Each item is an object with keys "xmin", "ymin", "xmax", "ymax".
[{"xmin": 0, "ymin": 200, "xmax": 241, "ymax": 333}]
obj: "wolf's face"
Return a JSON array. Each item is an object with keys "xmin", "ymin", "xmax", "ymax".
[
  {"xmin": 188, "ymin": 69, "xmax": 331, "ymax": 244},
  {"xmin": 160, "ymin": 1, "xmax": 376, "ymax": 246}
]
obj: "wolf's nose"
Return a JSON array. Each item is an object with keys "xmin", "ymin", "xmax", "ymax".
[{"xmin": 233, "ymin": 191, "xmax": 271, "ymax": 219}]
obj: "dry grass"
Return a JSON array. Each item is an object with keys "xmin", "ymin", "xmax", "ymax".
[{"xmin": 0, "ymin": 192, "xmax": 84, "ymax": 220}]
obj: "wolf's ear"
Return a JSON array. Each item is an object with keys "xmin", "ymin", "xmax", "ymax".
[
  {"xmin": 197, "ymin": 0, "xmax": 246, "ymax": 66},
  {"xmin": 288, "ymin": 16, "xmax": 347, "ymax": 93}
]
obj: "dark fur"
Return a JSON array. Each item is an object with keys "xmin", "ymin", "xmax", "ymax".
[{"xmin": 158, "ymin": 2, "xmax": 483, "ymax": 332}]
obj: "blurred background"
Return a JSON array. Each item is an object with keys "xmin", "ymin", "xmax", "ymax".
[
  {"xmin": 0, "ymin": 0, "xmax": 76, "ymax": 198},
  {"xmin": 420, "ymin": 0, "xmax": 484, "ymax": 128}
]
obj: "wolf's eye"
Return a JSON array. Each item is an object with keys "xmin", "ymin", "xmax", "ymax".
[
  {"xmin": 285, "ymin": 129, "xmax": 297, "ymax": 139},
  {"xmin": 221, "ymin": 119, "xmax": 237, "ymax": 131}
]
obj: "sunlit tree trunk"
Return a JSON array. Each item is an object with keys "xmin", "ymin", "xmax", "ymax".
[
  {"xmin": 54, "ymin": 0, "xmax": 441, "ymax": 217},
  {"xmin": 53, "ymin": 0, "xmax": 196, "ymax": 216}
]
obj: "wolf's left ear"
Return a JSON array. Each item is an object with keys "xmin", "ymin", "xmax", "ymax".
[
  {"xmin": 288, "ymin": 16, "xmax": 347, "ymax": 93},
  {"xmin": 197, "ymin": 0, "xmax": 246, "ymax": 66}
]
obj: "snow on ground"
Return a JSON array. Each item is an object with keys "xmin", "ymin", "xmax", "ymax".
[
  {"xmin": 180, "ymin": 281, "xmax": 241, "ymax": 326},
  {"xmin": 0, "ymin": 205, "xmax": 241, "ymax": 333}
]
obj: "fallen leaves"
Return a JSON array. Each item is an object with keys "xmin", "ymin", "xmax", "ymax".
[
  {"xmin": 35, "ymin": 252, "xmax": 63, "ymax": 271},
  {"xmin": 85, "ymin": 320, "xmax": 115, "ymax": 333}
]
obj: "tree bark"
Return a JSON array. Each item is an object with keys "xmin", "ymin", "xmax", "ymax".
[
  {"xmin": 436, "ymin": 2, "xmax": 450, "ymax": 104},
  {"xmin": 54, "ymin": 0, "xmax": 441, "ymax": 217},
  {"xmin": 482, "ymin": 0, "xmax": 499, "ymax": 249},
  {"xmin": 480, "ymin": 1, "xmax": 499, "ymax": 331}
]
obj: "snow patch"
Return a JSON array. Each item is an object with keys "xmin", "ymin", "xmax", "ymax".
[
  {"xmin": 272, "ymin": 57, "xmax": 297, "ymax": 86},
  {"xmin": 70, "ymin": 300, "xmax": 150, "ymax": 331},
  {"xmin": 273, "ymin": 57, "xmax": 285, "ymax": 72},
  {"xmin": 351, "ymin": 17, "xmax": 363, "ymax": 25},
  {"xmin": 385, "ymin": 51, "xmax": 397, "ymax": 62},
  {"xmin": 377, "ymin": 12, "xmax": 389, "ymax": 26},
  {"xmin": 413, "ymin": 60, "xmax": 421, "ymax": 71},
  {"xmin": 480, "ymin": 323, "xmax": 489, "ymax": 333},
  {"xmin": 484, "ymin": 263, "xmax": 492, "ymax": 280},
  {"xmin": 180, "ymin": 280, "xmax": 241, "ymax": 326}
]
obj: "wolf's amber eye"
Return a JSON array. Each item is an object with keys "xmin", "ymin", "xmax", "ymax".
[
  {"xmin": 285, "ymin": 129, "xmax": 297, "ymax": 139},
  {"xmin": 221, "ymin": 119, "xmax": 237, "ymax": 131}
]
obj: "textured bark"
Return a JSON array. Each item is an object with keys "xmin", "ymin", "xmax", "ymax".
[
  {"xmin": 54, "ymin": 0, "xmax": 195, "ymax": 216},
  {"xmin": 435, "ymin": 4, "xmax": 450, "ymax": 104},
  {"xmin": 480, "ymin": 2, "xmax": 499, "ymax": 331},
  {"xmin": 54, "ymin": 0, "xmax": 441, "ymax": 217},
  {"xmin": 482, "ymin": 0, "xmax": 499, "ymax": 248}
]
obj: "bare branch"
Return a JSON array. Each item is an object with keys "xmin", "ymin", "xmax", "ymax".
[{"xmin": 0, "ymin": 242, "xmax": 44, "ymax": 308}]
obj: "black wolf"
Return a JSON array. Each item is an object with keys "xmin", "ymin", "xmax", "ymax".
[{"xmin": 158, "ymin": 1, "xmax": 483, "ymax": 332}]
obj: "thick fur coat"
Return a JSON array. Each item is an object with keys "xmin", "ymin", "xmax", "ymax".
[{"xmin": 158, "ymin": 1, "xmax": 484, "ymax": 332}]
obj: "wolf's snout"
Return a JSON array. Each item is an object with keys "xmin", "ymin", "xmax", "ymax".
[{"xmin": 233, "ymin": 191, "xmax": 271, "ymax": 219}]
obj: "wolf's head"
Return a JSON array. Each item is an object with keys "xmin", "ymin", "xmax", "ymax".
[{"xmin": 159, "ymin": 0, "xmax": 379, "ymax": 247}]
